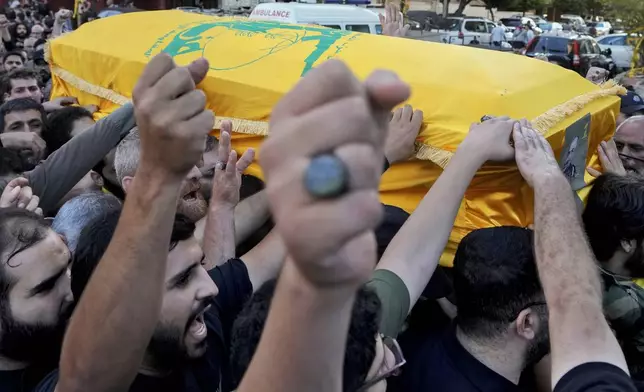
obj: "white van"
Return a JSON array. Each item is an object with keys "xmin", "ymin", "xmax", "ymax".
[{"xmin": 249, "ymin": 3, "xmax": 382, "ymax": 34}]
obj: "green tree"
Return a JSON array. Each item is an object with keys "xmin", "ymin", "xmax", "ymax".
[
  {"xmin": 585, "ymin": 0, "xmax": 609, "ymax": 17},
  {"xmin": 454, "ymin": 0, "xmax": 472, "ymax": 16},
  {"xmin": 552, "ymin": 0, "xmax": 585, "ymax": 14},
  {"xmin": 606, "ymin": 0, "xmax": 644, "ymax": 31},
  {"xmin": 483, "ymin": 0, "xmax": 515, "ymax": 19},
  {"xmin": 512, "ymin": 0, "xmax": 547, "ymax": 15}
]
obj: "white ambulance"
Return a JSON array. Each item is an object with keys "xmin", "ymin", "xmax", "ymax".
[{"xmin": 248, "ymin": 3, "xmax": 383, "ymax": 34}]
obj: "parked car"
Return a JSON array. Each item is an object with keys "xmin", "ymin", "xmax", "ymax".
[
  {"xmin": 500, "ymin": 17, "xmax": 522, "ymax": 34},
  {"xmin": 560, "ymin": 14, "xmax": 586, "ymax": 32},
  {"xmin": 593, "ymin": 21, "xmax": 612, "ymax": 36},
  {"xmin": 406, "ymin": 10, "xmax": 437, "ymax": 31},
  {"xmin": 524, "ymin": 33, "xmax": 616, "ymax": 77},
  {"xmin": 538, "ymin": 22, "xmax": 563, "ymax": 33},
  {"xmin": 440, "ymin": 17, "xmax": 497, "ymax": 45},
  {"xmin": 597, "ymin": 33, "xmax": 634, "ymax": 71}
]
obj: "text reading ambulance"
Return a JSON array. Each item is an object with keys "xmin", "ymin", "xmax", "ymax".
[{"xmin": 248, "ymin": 3, "xmax": 382, "ymax": 34}]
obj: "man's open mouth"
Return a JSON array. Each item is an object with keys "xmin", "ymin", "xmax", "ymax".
[{"xmin": 187, "ymin": 304, "xmax": 210, "ymax": 340}]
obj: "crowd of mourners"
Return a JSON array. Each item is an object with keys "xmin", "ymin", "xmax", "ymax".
[{"xmin": 1, "ymin": 1, "xmax": 644, "ymax": 391}]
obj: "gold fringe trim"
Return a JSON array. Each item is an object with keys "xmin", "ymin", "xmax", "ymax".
[
  {"xmin": 413, "ymin": 81, "xmax": 626, "ymax": 169},
  {"xmin": 46, "ymin": 53, "xmax": 624, "ymax": 168},
  {"xmin": 213, "ymin": 117, "xmax": 269, "ymax": 136},
  {"xmin": 531, "ymin": 80, "xmax": 626, "ymax": 134},
  {"xmin": 414, "ymin": 142, "xmax": 453, "ymax": 168}
]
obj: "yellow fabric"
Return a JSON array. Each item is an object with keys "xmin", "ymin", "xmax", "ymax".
[{"xmin": 49, "ymin": 10, "xmax": 623, "ymax": 266}]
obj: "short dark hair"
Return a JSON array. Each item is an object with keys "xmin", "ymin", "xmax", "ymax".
[
  {"xmin": 453, "ymin": 226, "xmax": 543, "ymax": 339},
  {"xmin": 80, "ymin": 11, "xmax": 97, "ymax": 24},
  {"xmin": 71, "ymin": 212, "xmax": 195, "ymax": 300},
  {"xmin": 583, "ymin": 174, "xmax": 644, "ymax": 262},
  {"xmin": 0, "ymin": 208, "xmax": 49, "ymax": 300},
  {"xmin": 2, "ymin": 51, "xmax": 25, "ymax": 65},
  {"xmin": 230, "ymin": 279, "xmax": 381, "ymax": 392},
  {"xmin": 1, "ymin": 68, "xmax": 38, "ymax": 100},
  {"xmin": 71, "ymin": 208, "xmax": 121, "ymax": 300},
  {"xmin": 44, "ymin": 106, "xmax": 93, "ymax": 153},
  {"xmin": 0, "ymin": 98, "xmax": 46, "ymax": 133}
]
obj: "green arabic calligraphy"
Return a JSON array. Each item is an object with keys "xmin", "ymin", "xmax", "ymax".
[{"xmin": 158, "ymin": 20, "xmax": 352, "ymax": 76}]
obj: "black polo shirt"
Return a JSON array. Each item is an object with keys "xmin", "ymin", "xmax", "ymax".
[{"xmin": 393, "ymin": 324, "xmax": 520, "ymax": 392}]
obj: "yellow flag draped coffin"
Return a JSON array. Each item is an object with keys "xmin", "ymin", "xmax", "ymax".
[{"xmin": 48, "ymin": 10, "xmax": 624, "ymax": 266}]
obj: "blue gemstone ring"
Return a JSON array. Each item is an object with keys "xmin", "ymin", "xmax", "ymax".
[{"xmin": 304, "ymin": 154, "xmax": 349, "ymax": 199}]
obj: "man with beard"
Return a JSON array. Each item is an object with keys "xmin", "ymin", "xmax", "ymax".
[
  {"xmin": 35, "ymin": 54, "xmax": 287, "ymax": 392},
  {"xmin": 583, "ymin": 173, "xmax": 644, "ymax": 380},
  {"xmin": 0, "ymin": 207, "xmax": 74, "ymax": 391},
  {"xmin": 115, "ymin": 127, "xmax": 270, "ymax": 246},
  {"xmin": 0, "ymin": 98, "xmax": 46, "ymax": 170},
  {"xmin": 615, "ymin": 116, "xmax": 644, "ymax": 175},
  {"xmin": 394, "ymin": 226, "xmax": 550, "ymax": 392},
  {"xmin": 1, "ymin": 51, "xmax": 24, "ymax": 73}
]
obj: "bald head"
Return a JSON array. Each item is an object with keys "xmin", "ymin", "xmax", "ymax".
[{"xmin": 615, "ymin": 115, "xmax": 644, "ymax": 175}]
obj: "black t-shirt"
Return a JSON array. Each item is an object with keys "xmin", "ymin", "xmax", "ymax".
[
  {"xmin": 393, "ymin": 324, "xmax": 521, "ymax": 392},
  {"xmin": 553, "ymin": 362, "xmax": 637, "ymax": 392},
  {"xmin": 0, "ymin": 364, "xmax": 55, "ymax": 392},
  {"xmin": 36, "ymin": 258, "xmax": 253, "ymax": 392}
]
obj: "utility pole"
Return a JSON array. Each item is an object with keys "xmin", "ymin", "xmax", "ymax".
[{"xmin": 443, "ymin": 0, "xmax": 449, "ymax": 18}]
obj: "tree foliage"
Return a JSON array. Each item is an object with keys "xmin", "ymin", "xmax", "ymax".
[{"xmin": 606, "ymin": 0, "xmax": 644, "ymax": 31}]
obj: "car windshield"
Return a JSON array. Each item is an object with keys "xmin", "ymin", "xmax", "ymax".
[
  {"xmin": 587, "ymin": 22, "xmax": 598, "ymax": 27},
  {"xmin": 526, "ymin": 36, "xmax": 570, "ymax": 54},
  {"xmin": 501, "ymin": 18, "xmax": 521, "ymax": 27},
  {"xmin": 539, "ymin": 23, "xmax": 551, "ymax": 30}
]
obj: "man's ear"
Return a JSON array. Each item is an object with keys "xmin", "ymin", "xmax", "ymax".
[
  {"xmin": 89, "ymin": 170, "xmax": 104, "ymax": 188},
  {"xmin": 3, "ymin": 92, "xmax": 9, "ymax": 102},
  {"xmin": 515, "ymin": 308, "xmax": 538, "ymax": 341},
  {"xmin": 121, "ymin": 176, "xmax": 134, "ymax": 193},
  {"xmin": 620, "ymin": 239, "xmax": 637, "ymax": 254}
]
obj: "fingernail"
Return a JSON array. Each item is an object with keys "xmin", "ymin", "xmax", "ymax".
[
  {"xmin": 371, "ymin": 71, "xmax": 400, "ymax": 85},
  {"xmin": 513, "ymin": 123, "xmax": 520, "ymax": 130},
  {"xmin": 18, "ymin": 203, "xmax": 24, "ymax": 208}
]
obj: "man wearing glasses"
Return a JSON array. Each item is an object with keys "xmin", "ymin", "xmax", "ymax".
[
  {"xmin": 230, "ymin": 280, "xmax": 407, "ymax": 392},
  {"xmin": 614, "ymin": 116, "xmax": 644, "ymax": 175}
]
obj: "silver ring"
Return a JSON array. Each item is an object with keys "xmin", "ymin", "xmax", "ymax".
[
  {"xmin": 215, "ymin": 161, "xmax": 227, "ymax": 171},
  {"xmin": 304, "ymin": 154, "xmax": 349, "ymax": 199}
]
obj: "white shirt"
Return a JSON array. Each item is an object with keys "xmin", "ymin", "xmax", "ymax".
[{"xmin": 491, "ymin": 26, "xmax": 506, "ymax": 42}]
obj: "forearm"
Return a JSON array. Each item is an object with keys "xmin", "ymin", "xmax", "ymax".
[
  {"xmin": 378, "ymin": 144, "xmax": 484, "ymax": 306},
  {"xmin": 242, "ymin": 229, "xmax": 287, "ymax": 291},
  {"xmin": 534, "ymin": 173, "xmax": 602, "ymax": 308},
  {"xmin": 533, "ymin": 173, "xmax": 626, "ymax": 383},
  {"xmin": 52, "ymin": 21, "xmax": 63, "ymax": 37},
  {"xmin": 58, "ymin": 167, "xmax": 181, "ymax": 392},
  {"xmin": 238, "ymin": 261, "xmax": 354, "ymax": 392},
  {"xmin": 1, "ymin": 28, "xmax": 11, "ymax": 43},
  {"xmin": 234, "ymin": 190, "xmax": 270, "ymax": 244},
  {"xmin": 202, "ymin": 204, "xmax": 235, "ymax": 269},
  {"xmin": 27, "ymin": 104, "xmax": 135, "ymax": 213}
]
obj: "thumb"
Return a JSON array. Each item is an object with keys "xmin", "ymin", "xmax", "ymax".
[
  {"xmin": 187, "ymin": 58, "xmax": 210, "ymax": 85},
  {"xmin": 364, "ymin": 70, "xmax": 410, "ymax": 112},
  {"xmin": 1, "ymin": 186, "xmax": 21, "ymax": 207}
]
